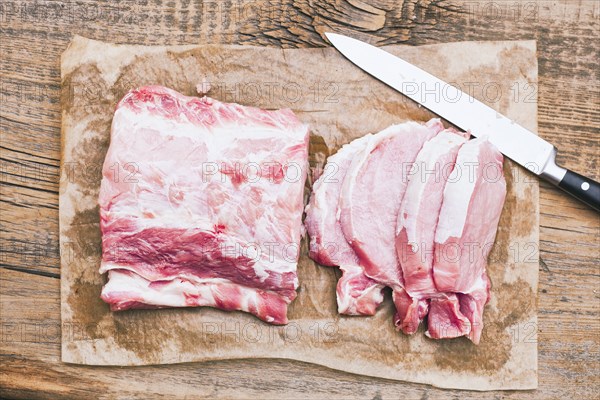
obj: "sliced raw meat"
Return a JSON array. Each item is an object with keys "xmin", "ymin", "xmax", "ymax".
[
  {"xmin": 338, "ymin": 120, "xmax": 443, "ymax": 328},
  {"xmin": 396, "ymin": 128, "xmax": 469, "ymax": 298},
  {"xmin": 99, "ymin": 85, "xmax": 309, "ymax": 324},
  {"xmin": 305, "ymin": 135, "xmax": 371, "ymax": 267},
  {"xmin": 339, "ymin": 119, "xmax": 444, "ymax": 290},
  {"xmin": 432, "ymin": 137, "xmax": 506, "ymax": 293},
  {"xmin": 431, "ymin": 137, "xmax": 506, "ymax": 341},
  {"xmin": 305, "ymin": 136, "xmax": 384, "ymax": 315}
]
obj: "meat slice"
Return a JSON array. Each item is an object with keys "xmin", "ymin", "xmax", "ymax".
[
  {"xmin": 305, "ymin": 136, "xmax": 371, "ymax": 267},
  {"xmin": 338, "ymin": 120, "xmax": 444, "ymax": 328},
  {"xmin": 339, "ymin": 119, "xmax": 444, "ymax": 290},
  {"xmin": 432, "ymin": 137, "xmax": 506, "ymax": 293},
  {"xmin": 99, "ymin": 85, "xmax": 309, "ymax": 324},
  {"xmin": 393, "ymin": 129, "xmax": 469, "ymax": 333},
  {"xmin": 305, "ymin": 136, "xmax": 385, "ymax": 315},
  {"xmin": 396, "ymin": 128, "xmax": 469, "ymax": 298},
  {"xmin": 430, "ymin": 137, "xmax": 506, "ymax": 342}
]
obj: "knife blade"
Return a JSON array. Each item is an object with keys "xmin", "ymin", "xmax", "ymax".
[{"xmin": 325, "ymin": 32, "xmax": 599, "ymax": 211}]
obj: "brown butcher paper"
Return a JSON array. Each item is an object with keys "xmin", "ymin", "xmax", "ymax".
[{"xmin": 60, "ymin": 36, "xmax": 539, "ymax": 390}]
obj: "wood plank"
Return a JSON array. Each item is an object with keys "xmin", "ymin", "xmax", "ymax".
[{"xmin": 1, "ymin": 0, "xmax": 598, "ymax": 398}]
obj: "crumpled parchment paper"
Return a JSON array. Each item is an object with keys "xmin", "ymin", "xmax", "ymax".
[{"xmin": 60, "ymin": 36, "xmax": 538, "ymax": 390}]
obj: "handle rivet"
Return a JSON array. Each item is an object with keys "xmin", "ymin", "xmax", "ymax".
[{"xmin": 581, "ymin": 182, "xmax": 590, "ymax": 191}]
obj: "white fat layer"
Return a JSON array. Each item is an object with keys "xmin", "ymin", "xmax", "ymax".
[
  {"xmin": 398, "ymin": 130, "xmax": 468, "ymax": 238},
  {"xmin": 435, "ymin": 138, "xmax": 484, "ymax": 243},
  {"xmin": 105, "ymin": 270, "xmax": 215, "ymax": 306},
  {"xmin": 116, "ymin": 107, "xmax": 306, "ymax": 145},
  {"xmin": 103, "ymin": 270, "xmax": 283, "ymax": 309}
]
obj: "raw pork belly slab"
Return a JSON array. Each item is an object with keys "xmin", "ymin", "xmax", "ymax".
[
  {"xmin": 305, "ymin": 136, "xmax": 384, "ymax": 315},
  {"xmin": 394, "ymin": 128, "xmax": 469, "ymax": 333},
  {"xmin": 431, "ymin": 137, "xmax": 506, "ymax": 343},
  {"xmin": 99, "ymin": 85, "xmax": 309, "ymax": 325}
]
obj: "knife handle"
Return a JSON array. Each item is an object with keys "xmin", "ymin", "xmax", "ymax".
[
  {"xmin": 558, "ymin": 169, "xmax": 600, "ymax": 211},
  {"xmin": 541, "ymin": 148, "xmax": 600, "ymax": 212}
]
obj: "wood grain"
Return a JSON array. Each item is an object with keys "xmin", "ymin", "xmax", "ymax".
[{"xmin": 1, "ymin": 0, "xmax": 598, "ymax": 399}]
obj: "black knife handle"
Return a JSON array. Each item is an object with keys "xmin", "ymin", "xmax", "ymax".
[
  {"xmin": 541, "ymin": 147, "xmax": 600, "ymax": 212},
  {"xmin": 558, "ymin": 169, "xmax": 600, "ymax": 211}
]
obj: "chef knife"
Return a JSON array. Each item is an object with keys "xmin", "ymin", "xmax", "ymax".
[{"xmin": 325, "ymin": 32, "xmax": 600, "ymax": 212}]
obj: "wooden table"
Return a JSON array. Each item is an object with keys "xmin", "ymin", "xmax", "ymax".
[{"xmin": 1, "ymin": 1, "xmax": 598, "ymax": 398}]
